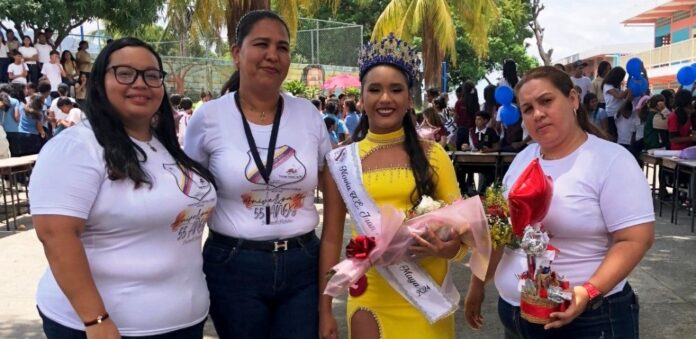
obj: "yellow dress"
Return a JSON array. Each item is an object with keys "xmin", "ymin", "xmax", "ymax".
[{"xmin": 346, "ymin": 128, "xmax": 462, "ymax": 339}]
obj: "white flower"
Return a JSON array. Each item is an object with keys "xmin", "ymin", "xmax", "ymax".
[{"xmin": 414, "ymin": 195, "xmax": 444, "ymax": 215}]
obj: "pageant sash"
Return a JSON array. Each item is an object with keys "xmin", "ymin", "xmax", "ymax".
[{"xmin": 326, "ymin": 144, "xmax": 459, "ymax": 324}]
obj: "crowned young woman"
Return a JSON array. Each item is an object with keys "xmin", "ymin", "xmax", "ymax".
[{"xmin": 318, "ymin": 34, "xmax": 473, "ymax": 339}]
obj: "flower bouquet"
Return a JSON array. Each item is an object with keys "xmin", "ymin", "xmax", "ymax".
[
  {"xmin": 508, "ymin": 159, "xmax": 571, "ymax": 324},
  {"xmin": 483, "ymin": 184, "xmax": 516, "ymax": 249},
  {"xmin": 324, "ymin": 195, "xmax": 491, "ymax": 297}
]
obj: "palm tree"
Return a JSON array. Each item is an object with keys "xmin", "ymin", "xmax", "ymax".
[
  {"xmin": 165, "ymin": 0, "xmax": 227, "ymax": 57},
  {"xmin": 225, "ymin": 0, "xmax": 339, "ymax": 46},
  {"xmin": 371, "ymin": 0, "xmax": 499, "ymax": 87}
]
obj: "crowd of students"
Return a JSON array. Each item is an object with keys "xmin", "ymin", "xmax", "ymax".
[{"xmin": 0, "ymin": 29, "xmax": 92, "ymax": 158}]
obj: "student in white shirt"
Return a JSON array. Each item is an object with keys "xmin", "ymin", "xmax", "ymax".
[
  {"xmin": 570, "ymin": 60, "xmax": 592, "ymax": 102},
  {"xmin": 35, "ymin": 32, "xmax": 53, "ymax": 66},
  {"xmin": 40, "ymin": 50, "xmax": 66, "ymax": 91},
  {"xmin": 602, "ymin": 67, "xmax": 632, "ymax": 141},
  {"xmin": 18, "ymin": 36, "xmax": 39, "ymax": 84},
  {"xmin": 615, "ymin": 101, "xmax": 639, "ymax": 148},
  {"xmin": 7, "ymin": 50, "xmax": 28, "ymax": 85},
  {"xmin": 177, "ymin": 96, "xmax": 193, "ymax": 147},
  {"xmin": 30, "ymin": 37, "xmax": 217, "ymax": 338},
  {"xmin": 465, "ymin": 66, "xmax": 653, "ymax": 338},
  {"xmin": 0, "ymin": 32, "xmax": 9, "ymax": 83}
]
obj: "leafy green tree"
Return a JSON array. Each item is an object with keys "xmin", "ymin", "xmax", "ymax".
[
  {"xmin": 449, "ymin": 0, "xmax": 539, "ymax": 87},
  {"xmin": 370, "ymin": 0, "xmax": 499, "ymax": 87},
  {"xmin": 0, "ymin": 0, "xmax": 164, "ymax": 47}
]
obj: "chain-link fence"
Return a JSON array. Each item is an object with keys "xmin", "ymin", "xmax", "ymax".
[{"xmin": 294, "ymin": 17, "xmax": 363, "ymax": 67}]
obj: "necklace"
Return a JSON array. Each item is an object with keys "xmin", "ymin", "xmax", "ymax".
[{"xmin": 239, "ymin": 93, "xmax": 274, "ymax": 122}]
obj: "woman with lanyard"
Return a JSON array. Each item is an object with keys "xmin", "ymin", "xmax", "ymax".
[
  {"xmin": 319, "ymin": 34, "xmax": 469, "ymax": 339},
  {"xmin": 184, "ymin": 10, "xmax": 331, "ymax": 338},
  {"xmin": 464, "ymin": 66, "xmax": 653, "ymax": 338},
  {"xmin": 29, "ymin": 38, "xmax": 217, "ymax": 338}
]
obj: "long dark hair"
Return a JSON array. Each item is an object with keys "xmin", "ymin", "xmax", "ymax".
[
  {"xmin": 515, "ymin": 66, "xmax": 608, "ymax": 140},
  {"xmin": 583, "ymin": 92, "xmax": 598, "ymax": 119},
  {"xmin": 602, "ymin": 66, "xmax": 626, "ymax": 89},
  {"xmin": 673, "ymin": 89, "xmax": 692, "ymax": 126},
  {"xmin": 353, "ymin": 65, "xmax": 436, "ymax": 208},
  {"xmin": 482, "ymin": 84, "xmax": 497, "ymax": 114},
  {"xmin": 463, "ymin": 81, "xmax": 480, "ymax": 120},
  {"xmin": 85, "ymin": 37, "xmax": 215, "ymax": 188},
  {"xmin": 597, "ymin": 61, "xmax": 612, "ymax": 78},
  {"xmin": 221, "ymin": 10, "xmax": 290, "ymax": 95},
  {"xmin": 503, "ymin": 59, "xmax": 519, "ymax": 88}
]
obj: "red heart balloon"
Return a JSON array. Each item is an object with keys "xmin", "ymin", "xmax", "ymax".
[{"xmin": 508, "ymin": 159, "xmax": 553, "ymax": 236}]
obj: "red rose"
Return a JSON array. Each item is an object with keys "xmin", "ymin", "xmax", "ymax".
[{"xmin": 346, "ymin": 235, "xmax": 377, "ymax": 260}]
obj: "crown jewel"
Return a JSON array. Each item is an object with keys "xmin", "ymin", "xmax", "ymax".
[{"xmin": 358, "ymin": 33, "xmax": 421, "ymax": 86}]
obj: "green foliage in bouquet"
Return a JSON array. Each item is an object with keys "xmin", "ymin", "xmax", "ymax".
[{"xmin": 484, "ymin": 184, "xmax": 517, "ymax": 249}]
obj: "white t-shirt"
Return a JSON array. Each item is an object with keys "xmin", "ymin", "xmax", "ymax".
[
  {"xmin": 35, "ymin": 43, "xmax": 52, "ymax": 63},
  {"xmin": 495, "ymin": 134, "xmax": 654, "ymax": 306},
  {"xmin": 18, "ymin": 46, "xmax": 37, "ymax": 64},
  {"xmin": 185, "ymin": 92, "xmax": 332, "ymax": 240},
  {"xmin": 0, "ymin": 43, "xmax": 8, "ymax": 58},
  {"xmin": 30, "ymin": 123, "xmax": 216, "ymax": 335},
  {"xmin": 66, "ymin": 108, "xmax": 85, "ymax": 125},
  {"xmin": 178, "ymin": 113, "xmax": 191, "ymax": 147},
  {"xmin": 571, "ymin": 76, "xmax": 592, "ymax": 102},
  {"xmin": 603, "ymin": 84, "xmax": 625, "ymax": 118},
  {"xmin": 615, "ymin": 113, "xmax": 640, "ymax": 145},
  {"xmin": 49, "ymin": 96, "xmax": 76, "ymax": 117},
  {"xmin": 41, "ymin": 62, "xmax": 63, "ymax": 91},
  {"xmin": 7, "ymin": 62, "xmax": 28, "ymax": 84}
]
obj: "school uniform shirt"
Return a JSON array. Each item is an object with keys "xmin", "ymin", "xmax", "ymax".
[
  {"xmin": 30, "ymin": 123, "xmax": 217, "ymax": 335},
  {"xmin": 615, "ymin": 113, "xmax": 640, "ymax": 145},
  {"xmin": 7, "ymin": 62, "xmax": 28, "ymax": 84},
  {"xmin": 185, "ymin": 92, "xmax": 332, "ymax": 241},
  {"xmin": 468, "ymin": 127, "xmax": 500, "ymax": 151},
  {"xmin": 18, "ymin": 46, "xmax": 37, "ymax": 65}
]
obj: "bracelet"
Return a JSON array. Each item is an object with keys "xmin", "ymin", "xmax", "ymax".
[{"xmin": 84, "ymin": 312, "xmax": 109, "ymax": 327}]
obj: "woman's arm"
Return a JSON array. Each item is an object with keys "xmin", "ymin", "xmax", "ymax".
[
  {"xmin": 606, "ymin": 87, "xmax": 630, "ymax": 100},
  {"xmin": 545, "ymin": 222, "xmax": 654, "ymax": 329},
  {"xmin": 318, "ymin": 168, "xmax": 347, "ymax": 339},
  {"xmin": 464, "ymin": 246, "xmax": 504, "ymax": 329},
  {"xmin": 34, "ymin": 215, "xmax": 120, "ymax": 338}
]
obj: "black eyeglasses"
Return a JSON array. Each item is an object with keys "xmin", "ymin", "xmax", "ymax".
[{"xmin": 107, "ymin": 65, "xmax": 167, "ymax": 88}]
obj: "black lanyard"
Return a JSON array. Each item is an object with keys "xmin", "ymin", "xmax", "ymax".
[{"xmin": 234, "ymin": 91, "xmax": 284, "ymax": 224}]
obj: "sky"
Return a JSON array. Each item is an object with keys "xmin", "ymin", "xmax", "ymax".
[{"xmin": 526, "ymin": 0, "xmax": 662, "ymax": 62}]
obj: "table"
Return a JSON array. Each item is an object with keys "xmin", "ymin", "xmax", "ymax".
[
  {"xmin": 450, "ymin": 151, "xmax": 517, "ymax": 183},
  {"xmin": 639, "ymin": 153, "xmax": 661, "ymax": 196},
  {"xmin": 0, "ymin": 155, "xmax": 38, "ymax": 231},
  {"xmin": 674, "ymin": 159, "xmax": 696, "ymax": 232}
]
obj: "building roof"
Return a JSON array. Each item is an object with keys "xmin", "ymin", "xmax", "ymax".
[{"xmin": 622, "ymin": 0, "xmax": 696, "ymax": 25}]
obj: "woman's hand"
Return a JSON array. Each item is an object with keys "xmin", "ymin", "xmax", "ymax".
[
  {"xmin": 319, "ymin": 310, "xmax": 339, "ymax": 339},
  {"xmin": 464, "ymin": 276, "xmax": 485, "ymax": 330},
  {"xmin": 409, "ymin": 227, "xmax": 460, "ymax": 259},
  {"xmin": 544, "ymin": 285, "xmax": 590, "ymax": 330},
  {"xmin": 85, "ymin": 318, "xmax": 121, "ymax": 339}
]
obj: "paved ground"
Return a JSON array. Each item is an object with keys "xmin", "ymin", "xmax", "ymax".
[{"xmin": 1, "ymin": 200, "xmax": 696, "ymax": 338}]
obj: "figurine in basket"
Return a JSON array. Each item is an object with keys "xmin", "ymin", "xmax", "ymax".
[
  {"xmin": 464, "ymin": 66, "xmax": 654, "ymax": 338},
  {"xmin": 319, "ymin": 33, "xmax": 490, "ymax": 339}
]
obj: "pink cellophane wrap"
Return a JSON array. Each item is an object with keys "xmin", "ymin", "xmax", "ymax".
[{"xmin": 324, "ymin": 196, "xmax": 491, "ymax": 297}]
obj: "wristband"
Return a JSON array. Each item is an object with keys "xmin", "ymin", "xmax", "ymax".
[{"xmin": 84, "ymin": 312, "xmax": 109, "ymax": 327}]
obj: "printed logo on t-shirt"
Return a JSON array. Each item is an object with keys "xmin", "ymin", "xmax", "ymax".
[
  {"xmin": 163, "ymin": 163, "xmax": 212, "ymax": 201},
  {"xmin": 165, "ymin": 163, "xmax": 215, "ymax": 244},
  {"xmin": 242, "ymin": 145, "xmax": 308, "ymax": 225},
  {"xmin": 245, "ymin": 145, "xmax": 306, "ymax": 188}
]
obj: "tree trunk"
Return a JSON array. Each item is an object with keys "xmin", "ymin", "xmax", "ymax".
[
  {"xmin": 422, "ymin": 16, "xmax": 443, "ymax": 89},
  {"xmin": 530, "ymin": 0, "xmax": 553, "ymax": 66},
  {"xmin": 226, "ymin": 0, "xmax": 271, "ymax": 49}
]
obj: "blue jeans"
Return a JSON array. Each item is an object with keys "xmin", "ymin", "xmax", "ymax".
[
  {"xmin": 38, "ymin": 306, "xmax": 206, "ymax": 339},
  {"xmin": 203, "ymin": 233, "xmax": 320, "ymax": 339},
  {"xmin": 498, "ymin": 283, "xmax": 639, "ymax": 339}
]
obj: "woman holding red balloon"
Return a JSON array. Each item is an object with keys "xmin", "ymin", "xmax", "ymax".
[{"xmin": 464, "ymin": 66, "xmax": 654, "ymax": 338}]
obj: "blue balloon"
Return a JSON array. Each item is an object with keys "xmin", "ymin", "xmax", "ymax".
[
  {"xmin": 626, "ymin": 58, "xmax": 643, "ymax": 77},
  {"xmin": 677, "ymin": 66, "xmax": 696, "ymax": 86},
  {"xmin": 495, "ymin": 86, "xmax": 514, "ymax": 105},
  {"xmin": 627, "ymin": 76, "xmax": 649, "ymax": 96},
  {"xmin": 500, "ymin": 104, "xmax": 520, "ymax": 126}
]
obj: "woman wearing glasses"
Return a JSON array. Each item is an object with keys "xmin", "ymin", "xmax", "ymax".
[{"xmin": 29, "ymin": 38, "xmax": 217, "ymax": 338}]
